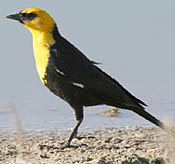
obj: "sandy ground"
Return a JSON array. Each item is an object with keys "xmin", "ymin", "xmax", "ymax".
[{"xmin": 0, "ymin": 126, "xmax": 174, "ymax": 164}]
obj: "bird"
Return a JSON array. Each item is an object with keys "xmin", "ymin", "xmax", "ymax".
[{"xmin": 6, "ymin": 8, "xmax": 173, "ymax": 148}]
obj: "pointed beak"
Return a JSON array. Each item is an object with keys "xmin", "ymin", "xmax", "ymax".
[{"xmin": 6, "ymin": 13, "xmax": 23, "ymax": 23}]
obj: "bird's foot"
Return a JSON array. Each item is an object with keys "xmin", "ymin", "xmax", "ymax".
[
  {"xmin": 75, "ymin": 135, "xmax": 96, "ymax": 140},
  {"xmin": 60, "ymin": 142, "xmax": 78, "ymax": 149},
  {"xmin": 39, "ymin": 142, "xmax": 88, "ymax": 150},
  {"xmin": 60, "ymin": 142, "xmax": 88, "ymax": 149},
  {"xmin": 39, "ymin": 144, "xmax": 58, "ymax": 150},
  {"xmin": 39, "ymin": 143, "xmax": 78, "ymax": 150}
]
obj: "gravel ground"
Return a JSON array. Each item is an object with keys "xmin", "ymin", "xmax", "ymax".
[{"xmin": 0, "ymin": 127, "xmax": 174, "ymax": 164}]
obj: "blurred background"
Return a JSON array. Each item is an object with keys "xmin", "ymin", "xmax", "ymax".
[{"xmin": 0, "ymin": 0, "xmax": 175, "ymax": 131}]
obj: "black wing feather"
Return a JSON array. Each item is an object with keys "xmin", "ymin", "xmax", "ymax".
[{"xmin": 50, "ymin": 35, "xmax": 147, "ymax": 110}]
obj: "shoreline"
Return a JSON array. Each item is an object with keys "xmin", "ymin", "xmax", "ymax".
[{"xmin": 0, "ymin": 127, "xmax": 174, "ymax": 164}]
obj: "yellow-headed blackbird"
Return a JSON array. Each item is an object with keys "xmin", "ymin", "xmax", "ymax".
[{"xmin": 7, "ymin": 8, "xmax": 173, "ymax": 148}]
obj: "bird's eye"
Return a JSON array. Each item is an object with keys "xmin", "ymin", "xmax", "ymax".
[
  {"xmin": 21, "ymin": 12, "xmax": 37, "ymax": 21},
  {"xmin": 26, "ymin": 13, "xmax": 37, "ymax": 19}
]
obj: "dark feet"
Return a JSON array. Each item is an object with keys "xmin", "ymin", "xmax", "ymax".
[
  {"xmin": 39, "ymin": 142, "xmax": 88, "ymax": 150},
  {"xmin": 59, "ymin": 135, "xmax": 95, "ymax": 149},
  {"xmin": 60, "ymin": 142, "xmax": 88, "ymax": 149},
  {"xmin": 75, "ymin": 135, "xmax": 96, "ymax": 140},
  {"xmin": 60, "ymin": 142, "xmax": 78, "ymax": 149}
]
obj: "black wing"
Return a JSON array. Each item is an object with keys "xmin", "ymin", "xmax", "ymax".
[{"xmin": 50, "ymin": 36, "xmax": 147, "ymax": 110}]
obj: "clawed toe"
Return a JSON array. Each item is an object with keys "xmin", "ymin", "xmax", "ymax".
[
  {"xmin": 39, "ymin": 143, "xmax": 87, "ymax": 150},
  {"xmin": 60, "ymin": 143, "xmax": 78, "ymax": 149},
  {"xmin": 75, "ymin": 135, "xmax": 96, "ymax": 140},
  {"xmin": 60, "ymin": 142, "xmax": 88, "ymax": 149}
]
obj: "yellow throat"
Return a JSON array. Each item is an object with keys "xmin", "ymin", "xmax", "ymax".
[{"xmin": 30, "ymin": 29, "xmax": 55, "ymax": 84}]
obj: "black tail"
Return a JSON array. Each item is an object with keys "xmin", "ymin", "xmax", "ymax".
[{"xmin": 132, "ymin": 108, "xmax": 174, "ymax": 135}]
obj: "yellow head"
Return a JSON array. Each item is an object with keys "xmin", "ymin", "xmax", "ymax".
[
  {"xmin": 7, "ymin": 8, "xmax": 57, "ymax": 84},
  {"xmin": 7, "ymin": 8, "xmax": 55, "ymax": 33}
]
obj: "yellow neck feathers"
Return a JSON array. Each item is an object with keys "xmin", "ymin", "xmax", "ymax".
[{"xmin": 30, "ymin": 29, "xmax": 55, "ymax": 84}]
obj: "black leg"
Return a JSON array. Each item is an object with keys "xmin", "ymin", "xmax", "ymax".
[
  {"xmin": 61, "ymin": 119, "xmax": 83, "ymax": 149},
  {"xmin": 60, "ymin": 105, "xmax": 84, "ymax": 149}
]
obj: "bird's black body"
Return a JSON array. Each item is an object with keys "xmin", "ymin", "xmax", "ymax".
[{"xmin": 45, "ymin": 25, "xmax": 146, "ymax": 110}]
